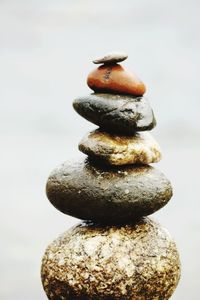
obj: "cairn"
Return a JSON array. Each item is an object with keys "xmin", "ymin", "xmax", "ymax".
[{"xmin": 41, "ymin": 52, "xmax": 181, "ymax": 300}]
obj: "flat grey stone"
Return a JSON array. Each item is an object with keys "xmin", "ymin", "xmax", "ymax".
[
  {"xmin": 93, "ymin": 51, "xmax": 128, "ymax": 64},
  {"xmin": 46, "ymin": 158, "xmax": 172, "ymax": 223},
  {"xmin": 41, "ymin": 218, "xmax": 181, "ymax": 300},
  {"xmin": 73, "ymin": 93, "xmax": 156, "ymax": 135}
]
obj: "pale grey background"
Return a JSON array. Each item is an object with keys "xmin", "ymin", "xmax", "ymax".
[{"xmin": 0, "ymin": 1, "xmax": 199, "ymax": 299}]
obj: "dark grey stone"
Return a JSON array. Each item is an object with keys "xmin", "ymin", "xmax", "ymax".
[
  {"xmin": 73, "ymin": 93, "xmax": 156, "ymax": 134},
  {"xmin": 46, "ymin": 158, "xmax": 172, "ymax": 223}
]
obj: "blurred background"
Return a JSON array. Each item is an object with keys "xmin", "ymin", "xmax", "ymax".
[{"xmin": 0, "ymin": 0, "xmax": 199, "ymax": 299}]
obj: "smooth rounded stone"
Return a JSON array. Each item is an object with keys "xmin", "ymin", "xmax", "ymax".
[
  {"xmin": 73, "ymin": 93, "xmax": 156, "ymax": 135},
  {"xmin": 46, "ymin": 158, "xmax": 172, "ymax": 223},
  {"xmin": 79, "ymin": 129, "xmax": 162, "ymax": 166},
  {"xmin": 87, "ymin": 64, "xmax": 146, "ymax": 96},
  {"xmin": 93, "ymin": 51, "xmax": 128, "ymax": 64},
  {"xmin": 41, "ymin": 218, "xmax": 181, "ymax": 300}
]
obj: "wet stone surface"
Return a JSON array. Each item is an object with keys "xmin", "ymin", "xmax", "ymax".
[
  {"xmin": 41, "ymin": 217, "xmax": 181, "ymax": 300},
  {"xmin": 46, "ymin": 158, "xmax": 172, "ymax": 223},
  {"xmin": 73, "ymin": 93, "xmax": 156, "ymax": 135},
  {"xmin": 79, "ymin": 129, "xmax": 162, "ymax": 166}
]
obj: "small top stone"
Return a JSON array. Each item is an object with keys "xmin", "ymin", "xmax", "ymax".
[{"xmin": 93, "ymin": 52, "xmax": 128, "ymax": 64}]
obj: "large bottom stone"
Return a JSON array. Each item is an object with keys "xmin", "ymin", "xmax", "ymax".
[{"xmin": 41, "ymin": 218, "xmax": 181, "ymax": 300}]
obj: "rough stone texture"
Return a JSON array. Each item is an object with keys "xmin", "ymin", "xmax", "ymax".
[
  {"xmin": 79, "ymin": 129, "xmax": 162, "ymax": 166},
  {"xmin": 46, "ymin": 158, "xmax": 172, "ymax": 223},
  {"xmin": 41, "ymin": 218, "xmax": 181, "ymax": 300},
  {"xmin": 73, "ymin": 93, "xmax": 156, "ymax": 135},
  {"xmin": 93, "ymin": 52, "xmax": 128, "ymax": 64},
  {"xmin": 87, "ymin": 64, "xmax": 146, "ymax": 96}
]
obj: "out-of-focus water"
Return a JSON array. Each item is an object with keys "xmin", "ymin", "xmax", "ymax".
[{"xmin": 0, "ymin": 1, "xmax": 199, "ymax": 299}]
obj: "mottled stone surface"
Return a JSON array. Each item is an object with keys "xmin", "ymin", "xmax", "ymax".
[
  {"xmin": 73, "ymin": 93, "xmax": 156, "ymax": 135},
  {"xmin": 46, "ymin": 158, "xmax": 172, "ymax": 223},
  {"xmin": 41, "ymin": 218, "xmax": 181, "ymax": 300},
  {"xmin": 79, "ymin": 129, "xmax": 162, "ymax": 166},
  {"xmin": 93, "ymin": 52, "xmax": 128, "ymax": 64},
  {"xmin": 87, "ymin": 64, "xmax": 146, "ymax": 96}
]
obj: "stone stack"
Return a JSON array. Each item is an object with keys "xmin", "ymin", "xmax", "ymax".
[{"xmin": 41, "ymin": 52, "xmax": 181, "ymax": 300}]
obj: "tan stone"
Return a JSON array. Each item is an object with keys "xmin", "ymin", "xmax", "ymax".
[
  {"xmin": 79, "ymin": 129, "xmax": 162, "ymax": 165},
  {"xmin": 41, "ymin": 218, "xmax": 181, "ymax": 300},
  {"xmin": 87, "ymin": 64, "xmax": 146, "ymax": 96}
]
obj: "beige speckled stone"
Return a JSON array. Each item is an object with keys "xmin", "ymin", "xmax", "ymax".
[
  {"xmin": 79, "ymin": 129, "xmax": 162, "ymax": 166},
  {"xmin": 41, "ymin": 218, "xmax": 181, "ymax": 300}
]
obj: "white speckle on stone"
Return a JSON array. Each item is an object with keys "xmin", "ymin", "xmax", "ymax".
[
  {"xmin": 100, "ymin": 243, "xmax": 113, "ymax": 260},
  {"xmin": 69, "ymin": 279, "xmax": 75, "ymax": 285},
  {"xmin": 93, "ymin": 265, "xmax": 101, "ymax": 272},
  {"xmin": 58, "ymin": 258, "xmax": 65, "ymax": 266},
  {"xmin": 89, "ymin": 276, "xmax": 96, "ymax": 282},
  {"xmin": 84, "ymin": 236, "xmax": 104, "ymax": 256},
  {"xmin": 125, "ymin": 189, "xmax": 129, "ymax": 194},
  {"xmin": 48, "ymin": 253, "xmax": 54, "ymax": 260},
  {"xmin": 83, "ymin": 272, "xmax": 89, "ymax": 279}
]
